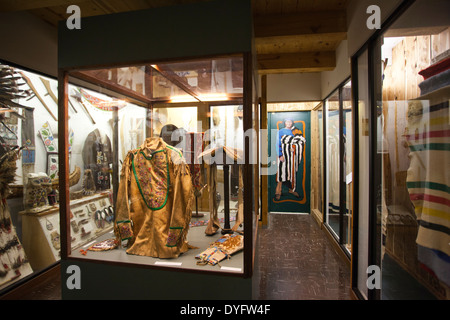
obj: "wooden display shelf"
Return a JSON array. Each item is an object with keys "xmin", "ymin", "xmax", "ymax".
[{"xmin": 20, "ymin": 192, "xmax": 113, "ymax": 271}]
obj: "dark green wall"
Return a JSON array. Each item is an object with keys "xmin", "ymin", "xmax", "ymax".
[
  {"xmin": 61, "ymin": 259, "xmax": 252, "ymax": 300},
  {"xmin": 58, "ymin": 0, "xmax": 253, "ymax": 69}
]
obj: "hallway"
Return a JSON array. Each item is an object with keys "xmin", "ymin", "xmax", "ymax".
[{"xmin": 253, "ymin": 213, "xmax": 352, "ymax": 300}]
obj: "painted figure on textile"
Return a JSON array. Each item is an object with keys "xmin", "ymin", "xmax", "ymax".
[
  {"xmin": 114, "ymin": 137, "xmax": 194, "ymax": 259},
  {"xmin": 275, "ymin": 119, "xmax": 306, "ymax": 201}
]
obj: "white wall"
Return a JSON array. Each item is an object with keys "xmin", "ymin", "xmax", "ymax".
[
  {"xmin": 0, "ymin": 11, "xmax": 58, "ymax": 77},
  {"xmin": 346, "ymin": 0, "xmax": 403, "ymax": 56},
  {"xmin": 321, "ymin": 40, "xmax": 351, "ymax": 99},
  {"xmin": 265, "ymin": 40, "xmax": 351, "ymax": 102},
  {"xmin": 266, "ymin": 72, "xmax": 322, "ymax": 102}
]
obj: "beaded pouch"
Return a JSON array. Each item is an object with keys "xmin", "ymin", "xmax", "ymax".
[
  {"xmin": 195, "ymin": 247, "xmax": 228, "ymax": 266},
  {"xmin": 116, "ymin": 220, "xmax": 133, "ymax": 241},
  {"xmin": 166, "ymin": 227, "xmax": 183, "ymax": 247}
]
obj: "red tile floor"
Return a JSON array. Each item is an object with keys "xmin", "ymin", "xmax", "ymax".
[{"xmin": 253, "ymin": 213, "xmax": 352, "ymax": 300}]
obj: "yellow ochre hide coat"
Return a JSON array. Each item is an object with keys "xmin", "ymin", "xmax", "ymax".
[{"xmin": 114, "ymin": 137, "xmax": 194, "ymax": 258}]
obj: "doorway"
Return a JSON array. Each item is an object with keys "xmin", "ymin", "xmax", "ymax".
[{"xmin": 268, "ymin": 111, "xmax": 311, "ymax": 213}]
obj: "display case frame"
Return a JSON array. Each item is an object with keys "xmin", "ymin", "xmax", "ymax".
[
  {"xmin": 57, "ymin": 0, "xmax": 258, "ymax": 297},
  {"xmin": 350, "ymin": 0, "xmax": 450, "ymax": 300}
]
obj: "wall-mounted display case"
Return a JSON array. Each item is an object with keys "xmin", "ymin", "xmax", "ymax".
[
  {"xmin": 351, "ymin": 0, "xmax": 450, "ymax": 300},
  {"xmin": 324, "ymin": 79, "xmax": 352, "ymax": 256},
  {"xmin": 58, "ymin": 0, "xmax": 258, "ymax": 299}
]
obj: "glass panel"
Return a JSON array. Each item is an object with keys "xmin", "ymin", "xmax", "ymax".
[
  {"xmin": 380, "ymin": 0, "xmax": 450, "ymax": 300},
  {"xmin": 251, "ymin": 55, "xmax": 259, "ymax": 271},
  {"xmin": 75, "ymin": 56, "xmax": 244, "ymax": 104},
  {"xmin": 65, "ymin": 54, "xmax": 248, "ymax": 275},
  {"xmin": 79, "ymin": 66, "xmax": 150, "ymax": 99},
  {"xmin": 208, "ymin": 104, "xmax": 244, "ymax": 231},
  {"xmin": 343, "ymin": 80, "xmax": 353, "ymax": 254},
  {"xmin": 268, "ymin": 102, "xmax": 321, "ymax": 112},
  {"xmin": 326, "ymin": 90, "xmax": 340, "ymax": 238},
  {"xmin": 319, "ymin": 107, "xmax": 324, "ymax": 215},
  {"xmin": 151, "ymin": 57, "xmax": 243, "ymax": 102},
  {"xmin": 357, "ymin": 49, "xmax": 370, "ymax": 300},
  {"xmin": 0, "ymin": 65, "xmax": 57, "ymax": 291},
  {"xmin": 323, "ymin": 80, "xmax": 352, "ymax": 254},
  {"xmin": 68, "ymin": 86, "xmax": 143, "ymax": 253},
  {"xmin": 311, "ymin": 103, "xmax": 324, "ymax": 218}
]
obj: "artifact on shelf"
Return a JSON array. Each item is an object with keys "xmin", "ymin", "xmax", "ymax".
[
  {"xmin": 81, "ymin": 169, "xmax": 96, "ymax": 196},
  {"xmin": 195, "ymin": 234, "xmax": 244, "ymax": 266},
  {"xmin": 198, "ymin": 145, "xmax": 244, "ymax": 236},
  {"xmin": 24, "ymin": 172, "xmax": 53, "ymax": 211},
  {"xmin": 82, "ymin": 129, "xmax": 112, "ymax": 192},
  {"xmin": 88, "ymin": 238, "xmax": 118, "ymax": 252}
]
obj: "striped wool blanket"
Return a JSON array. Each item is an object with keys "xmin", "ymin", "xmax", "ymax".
[
  {"xmin": 406, "ymin": 85, "xmax": 450, "ymax": 277},
  {"xmin": 276, "ymin": 135, "xmax": 306, "ymax": 191}
]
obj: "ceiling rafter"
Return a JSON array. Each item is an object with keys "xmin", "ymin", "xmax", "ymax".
[{"xmin": 0, "ymin": 0, "xmax": 349, "ymax": 74}]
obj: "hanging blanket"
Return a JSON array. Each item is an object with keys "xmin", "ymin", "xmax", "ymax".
[
  {"xmin": 406, "ymin": 83, "xmax": 450, "ymax": 286},
  {"xmin": 276, "ymin": 135, "xmax": 306, "ymax": 192}
]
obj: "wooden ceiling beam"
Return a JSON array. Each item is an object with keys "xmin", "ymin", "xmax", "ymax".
[
  {"xmin": 254, "ymin": 10, "xmax": 346, "ymax": 38},
  {"xmin": 255, "ymin": 32, "xmax": 347, "ymax": 55},
  {"xmin": 257, "ymin": 51, "xmax": 336, "ymax": 74},
  {"xmin": 0, "ymin": 0, "xmax": 88, "ymax": 12}
]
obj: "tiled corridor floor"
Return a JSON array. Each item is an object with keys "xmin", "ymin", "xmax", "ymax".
[{"xmin": 253, "ymin": 213, "xmax": 352, "ymax": 300}]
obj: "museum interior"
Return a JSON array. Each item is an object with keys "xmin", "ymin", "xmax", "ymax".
[{"xmin": 0, "ymin": 0, "xmax": 448, "ymax": 300}]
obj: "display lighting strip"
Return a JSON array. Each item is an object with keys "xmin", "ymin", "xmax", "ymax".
[{"xmin": 169, "ymin": 93, "xmax": 229, "ymax": 103}]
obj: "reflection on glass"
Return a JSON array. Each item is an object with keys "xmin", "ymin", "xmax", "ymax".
[
  {"xmin": 209, "ymin": 105, "xmax": 244, "ymax": 233},
  {"xmin": 311, "ymin": 104, "xmax": 324, "ymax": 217},
  {"xmin": 64, "ymin": 55, "xmax": 248, "ymax": 275},
  {"xmin": 69, "ymin": 87, "xmax": 144, "ymax": 255},
  {"xmin": 324, "ymin": 80, "xmax": 352, "ymax": 254},
  {"xmin": 76, "ymin": 56, "xmax": 244, "ymax": 105},
  {"xmin": 152, "ymin": 57, "xmax": 243, "ymax": 101},
  {"xmin": 380, "ymin": 14, "xmax": 449, "ymax": 299},
  {"xmin": 357, "ymin": 49, "xmax": 370, "ymax": 299},
  {"xmin": 326, "ymin": 90, "xmax": 340, "ymax": 237},
  {"xmin": 0, "ymin": 65, "xmax": 45, "ymax": 289},
  {"xmin": 319, "ymin": 107, "xmax": 324, "ymax": 214},
  {"xmin": 343, "ymin": 80, "xmax": 352, "ymax": 254}
]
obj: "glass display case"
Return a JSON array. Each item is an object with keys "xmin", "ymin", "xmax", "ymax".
[
  {"xmin": 378, "ymin": 1, "xmax": 449, "ymax": 299},
  {"xmin": 58, "ymin": 54, "xmax": 258, "ymax": 277},
  {"xmin": 324, "ymin": 79, "xmax": 352, "ymax": 256},
  {"xmin": 351, "ymin": 0, "xmax": 449, "ymax": 300},
  {"xmin": 56, "ymin": 0, "xmax": 257, "ymax": 299},
  {"xmin": 311, "ymin": 103, "xmax": 324, "ymax": 223},
  {"xmin": 0, "ymin": 63, "xmax": 68, "ymax": 292}
]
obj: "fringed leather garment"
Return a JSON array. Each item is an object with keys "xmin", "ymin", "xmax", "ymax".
[{"xmin": 114, "ymin": 137, "xmax": 194, "ymax": 259}]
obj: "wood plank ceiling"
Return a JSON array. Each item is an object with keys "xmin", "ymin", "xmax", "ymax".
[{"xmin": 0, "ymin": 0, "xmax": 349, "ymax": 74}]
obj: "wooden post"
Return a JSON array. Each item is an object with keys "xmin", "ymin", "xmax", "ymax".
[
  {"xmin": 112, "ymin": 107, "xmax": 119, "ymax": 208},
  {"xmin": 260, "ymin": 74, "xmax": 268, "ymax": 226},
  {"xmin": 58, "ymin": 69, "xmax": 70, "ymax": 258}
]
